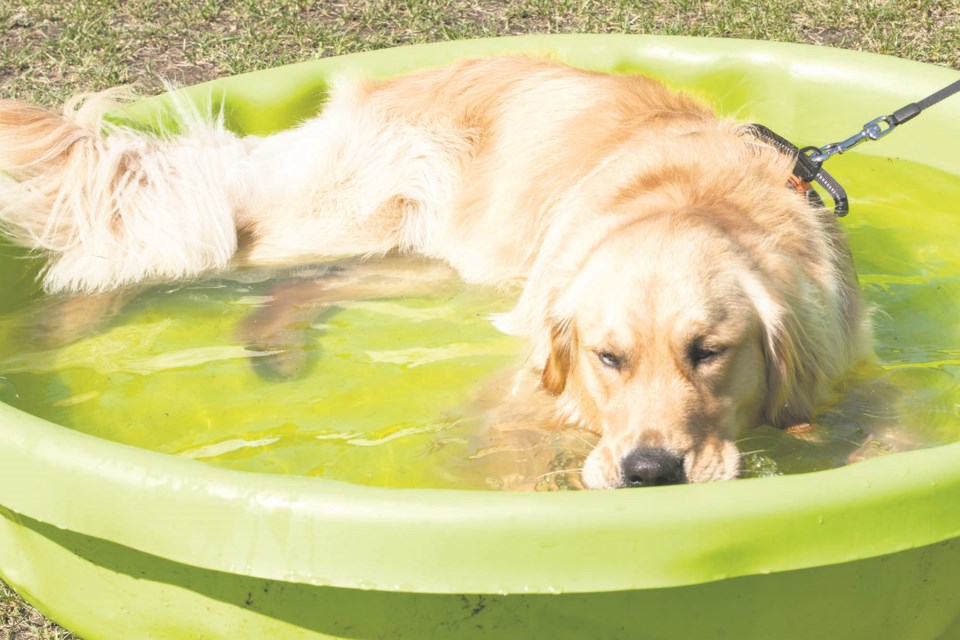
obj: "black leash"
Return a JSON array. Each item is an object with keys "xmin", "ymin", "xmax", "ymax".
[{"xmin": 752, "ymin": 77, "xmax": 960, "ymax": 218}]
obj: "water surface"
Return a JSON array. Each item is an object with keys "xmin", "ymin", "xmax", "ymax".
[{"xmin": 0, "ymin": 155, "xmax": 957, "ymax": 490}]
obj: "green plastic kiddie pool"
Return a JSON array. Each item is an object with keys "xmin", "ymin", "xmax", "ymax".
[{"xmin": 2, "ymin": 35, "xmax": 960, "ymax": 639}]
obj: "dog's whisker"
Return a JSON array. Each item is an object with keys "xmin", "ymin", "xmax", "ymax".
[
  {"xmin": 550, "ymin": 443, "xmax": 594, "ymax": 457},
  {"xmin": 537, "ymin": 467, "xmax": 583, "ymax": 480},
  {"xmin": 734, "ymin": 434, "xmax": 773, "ymax": 444},
  {"xmin": 553, "ymin": 431, "xmax": 598, "ymax": 451}
]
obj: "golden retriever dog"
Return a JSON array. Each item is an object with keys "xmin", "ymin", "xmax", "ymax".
[{"xmin": 0, "ymin": 56, "xmax": 872, "ymax": 488}]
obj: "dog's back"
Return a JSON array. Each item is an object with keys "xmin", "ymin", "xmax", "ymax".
[{"xmin": 0, "ymin": 57, "xmax": 718, "ymax": 292}]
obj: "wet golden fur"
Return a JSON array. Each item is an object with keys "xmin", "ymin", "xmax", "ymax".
[{"xmin": 0, "ymin": 56, "xmax": 871, "ymax": 487}]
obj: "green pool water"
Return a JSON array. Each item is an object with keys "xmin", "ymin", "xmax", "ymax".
[{"xmin": 0, "ymin": 154, "xmax": 958, "ymax": 490}]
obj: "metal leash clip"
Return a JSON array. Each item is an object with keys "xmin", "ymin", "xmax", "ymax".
[
  {"xmin": 805, "ymin": 77, "xmax": 960, "ymax": 165},
  {"xmin": 803, "ymin": 116, "xmax": 897, "ymax": 164}
]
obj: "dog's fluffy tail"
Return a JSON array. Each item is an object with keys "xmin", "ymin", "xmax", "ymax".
[{"xmin": 0, "ymin": 90, "xmax": 245, "ymax": 292}]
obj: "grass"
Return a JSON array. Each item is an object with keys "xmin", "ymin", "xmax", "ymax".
[
  {"xmin": 0, "ymin": 1, "xmax": 958, "ymax": 638},
  {"xmin": 0, "ymin": 580, "xmax": 75, "ymax": 640},
  {"xmin": 1, "ymin": 0, "xmax": 958, "ymax": 106}
]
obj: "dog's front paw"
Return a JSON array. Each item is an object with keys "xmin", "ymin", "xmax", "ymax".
[
  {"xmin": 245, "ymin": 340, "xmax": 314, "ymax": 381},
  {"xmin": 846, "ymin": 430, "xmax": 916, "ymax": 464}
]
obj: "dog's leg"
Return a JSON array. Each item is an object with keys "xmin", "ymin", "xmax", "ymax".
[
  {"xmin": 238, "ymin": 276, "xmax": 341, "ymax": 380},
  {"xmin": 23, "ymin": 288, "xmax": 138, "ymax": 349},
  {"xmin": 238, "ymin": 256, "xmax": 459, "ymax": 380},
  {"xmin": 840, "ymin": 372, "xmax": 920, "ymax": 462}
]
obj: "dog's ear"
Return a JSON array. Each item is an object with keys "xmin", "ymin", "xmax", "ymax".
[
  {"xmin": 745, "ymin": 275, "xmax": 818, "ymax": 428},
  {"xmin": 540, "ymin": 319, "xmax": 576, "ymax": 396}
]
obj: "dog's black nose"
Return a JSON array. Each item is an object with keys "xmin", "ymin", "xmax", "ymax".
[{"xmin": 620, "ymin": 448, "xmax": 685, "ymax": 487}]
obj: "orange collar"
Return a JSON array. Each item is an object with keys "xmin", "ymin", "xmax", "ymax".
[{"xmin": 787, "ymin": 173, "xmax": 813, "ymax": 194}]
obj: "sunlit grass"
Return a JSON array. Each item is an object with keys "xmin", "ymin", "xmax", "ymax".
[{"xmin": 1, "ymin": 0, "xmax": 958, "ymax": 105}]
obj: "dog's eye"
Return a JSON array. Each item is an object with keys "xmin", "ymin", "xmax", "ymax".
[
  {"xmin": 689, "ymin": 342, "xmax": 725, "ymax": 366},
  {"xmin": 596, "ymin": 350, "xmax": 623, "ymax": 370}
]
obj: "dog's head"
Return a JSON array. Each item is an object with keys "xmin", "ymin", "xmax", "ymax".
[
  {"xmin": 539, "ymin": 211, "xmax": 804, "ymax": 488},
  {"xmin": 495, "ymin": 126, "xmax": 867, "ymax": 490}
]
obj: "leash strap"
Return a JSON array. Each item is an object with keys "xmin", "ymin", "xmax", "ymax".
[
  {"xmin": 807, "ymin": 78, "xmax": 960, "ymax": 163},
  {"xmin": 891, "ymin": 78, "xmax": 960, "ymax": 125}
]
